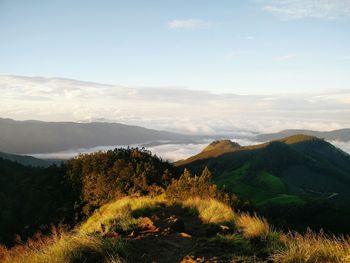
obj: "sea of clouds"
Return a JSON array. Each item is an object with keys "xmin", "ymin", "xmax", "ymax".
[{"xmin": 1, "ymin": 75, "xmax": 350, "ymax": 160}]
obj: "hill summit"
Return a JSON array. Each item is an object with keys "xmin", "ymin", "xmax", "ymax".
[{"xmin": 202, "ymin": 139, "xmax": 240, "ymax": 153}]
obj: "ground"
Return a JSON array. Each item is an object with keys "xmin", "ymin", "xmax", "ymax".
[{"xmin": 105, "ymin": 204, "xmax": 257, "ymax": 263}]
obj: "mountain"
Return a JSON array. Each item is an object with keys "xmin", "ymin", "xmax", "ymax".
[
  {"xmin": 0, "ymin": 152, "xmax": 62, "ymax": 167},
  {"xmin": 176, "ymin": 135, "xmax": 350, "ymax": 233},
  {"xmin": 0, "ymin": 118, "xmax": 196, "ymax": 154},
  {"xmin": 255, "ymin": 128, "xmax": 350, "ymax": 142}
]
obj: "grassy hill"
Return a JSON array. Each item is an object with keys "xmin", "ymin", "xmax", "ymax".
[
  {"xmin": 255, "ymin": 128, "xmax": 350, "ymax": 142},
  {"xmin": 176, "ymin": 135, "xmax": 350, "ymax": 233},
  {"xmin": 2, "ymin": 196, "xmax": 350, "ymax": 263}
]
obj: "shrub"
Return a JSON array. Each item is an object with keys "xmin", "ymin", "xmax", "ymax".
[{"xmin": 166, "ymin": 168, "xmax": 219, "ymax": 200}]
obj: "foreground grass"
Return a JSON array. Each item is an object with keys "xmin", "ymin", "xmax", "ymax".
[
  {"xmin": 0, "ymin": 231, "xmax": 126, "ymax": 263},
  {"xmin": 271, "ymin": 230, "xmax": 350, "ymax": 263},
  {"xmin": 2, "ymin": 196, "xmax": 350, "ymax": 263}
]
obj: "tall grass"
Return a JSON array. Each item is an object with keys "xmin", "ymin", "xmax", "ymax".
[
  {"xmin": 80, "ymin": 195, "xmax": 166, "ymax": 234},
  {"xmin": 235, "ymin": 213, "xmax": 270, "ymax": 239},
  {"xmin": 182, "ymin": 197, "xmax": 234, "ymax": 223},
  {"xmin": 0, "ymin": 230, "xmax": 125, "ymax": 263},
  {"xmin": 271, "ymin": 230, "xmax": 350, "ymax": 263}
]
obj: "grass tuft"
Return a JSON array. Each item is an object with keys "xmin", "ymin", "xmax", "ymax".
[
  {"xmin": 235, "ymin": 213, "xmax": 270, "ymax": 239},
  {"xmin": 182, "ymin": 197, "xmax": 234, "ymax": 224}
]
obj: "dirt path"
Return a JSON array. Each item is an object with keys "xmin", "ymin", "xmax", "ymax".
[{"xmin": 113, "ymin": 204, "xmax": 242, "ymax": 263}]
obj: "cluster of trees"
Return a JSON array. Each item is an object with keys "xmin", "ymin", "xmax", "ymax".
[
  {"xmin": 65, "ymin": 148, "xmax": 175, "ymax": 216},
  {"xmin": 165, "ymin": 167, "xmax": 236, "ymax": 205},
  {"xmin": 0, "ymin": 158, "xmax": 75, "ymax": 245}
]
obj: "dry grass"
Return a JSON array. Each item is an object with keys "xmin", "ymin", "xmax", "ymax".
[
  {"xmin": 80, "ymin": 195, "xmax": 166, "ymax": 234},
  {"xmin": 0, "ymin": 230, "xmax": 125, "ymax": 263},
  {"xmin": 271, "ymin": 230, "xmax": 350, "ymax": 263},
  {"xmin": 235, "ymin": 213, "xmax": 270, "ymax": 239},
  {"xmin": 182, "ymin": 197, "xmax": 234, "ymax": 223}
]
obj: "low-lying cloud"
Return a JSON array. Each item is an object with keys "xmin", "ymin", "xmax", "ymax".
[{"xmin": 1, "ymin": 75, "xmax": 350, "ymax": 135}]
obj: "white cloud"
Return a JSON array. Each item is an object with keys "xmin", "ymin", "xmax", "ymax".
[
  {"xmin": 274, "ymin": 54, "xmax": 297, "ymax": 61},
  {"xmin": 260, "ymin": 0, "xmax": 350, "ymax": 20},
  {"xmin": 167, "ymin": 19, "xmax": 213, "ymax": 29},
  {"xmin": 1, "ymin": 75, "xmax": 350, "ymax": 135}
]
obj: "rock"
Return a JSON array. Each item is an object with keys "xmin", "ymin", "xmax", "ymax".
[
  {"xmin": 137, "ymin": 217, "xmax": 156, "ymax": 231},
  {"xmin": 179, "ymin": 232, "xmax": 192, "ymax": 238}
]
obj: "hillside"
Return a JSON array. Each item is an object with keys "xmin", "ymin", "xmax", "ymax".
[
  {"xmin": 0, "ymin": 118, "xmax": 195, "ymax": 154},
  {"xmin": 176, "ymin": 135, "xmax": 350, "ymax": 233},
  {"xmin": 0, "ymin": 152, "xmax": 62, "ymax": 167},
  {"xmin": 1, "ymin": 146, "xmax": 350, "ymax": 262},
  {"xmin": 255, "ymin": 128, "xmax": 350, "ymax": 142}
]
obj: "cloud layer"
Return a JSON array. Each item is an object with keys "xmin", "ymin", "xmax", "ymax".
[{"xmin": 1, "ymin": 75, "xmax": 350, "ymax": 135}]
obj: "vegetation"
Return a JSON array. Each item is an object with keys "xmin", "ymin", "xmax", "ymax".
[
  {"xmin": 0, "ymin": 158, "xmax": 76, "ymax": 245},
  {"xmin": 0, "ymin": 229, "xmax": 126, "ymax": 263},
  {"xmin": 3, "ymin": 195, "xmax": 349, "ymax": 262},
  {"xmin": 177, "ymin": 137, "xmax": 350, "ymax": 233},
  {"xmin": 271, "ymin": 230, "xmax": 350, "ymax": 263},
  {"xmin": 66, "ymin": 148, "xmax": 174, "ymax": 216},
  {"xmin": 1, "ymin": 140, "xmax": 350, "ymax": 262},
  {"xmin": 182, "ymin": 197, "xmax": 234, "ymax": 224}
]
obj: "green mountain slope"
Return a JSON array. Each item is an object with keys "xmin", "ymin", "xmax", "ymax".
[{"xmin": 176, "ymin": 135, "xmax": 350, "ymax": 233}]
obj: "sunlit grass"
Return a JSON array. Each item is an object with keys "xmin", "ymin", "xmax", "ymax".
[
  {"xmin": 80, "ymin": 195, "xmax": 166, "ymax": 234},
  {"xmin": 3, "ymin": 196, "xmax": 350, "ymax": 263},
  {"xmin": 271, "ymin": 230, "xmax": 350, "ymax": 263},
  {"xmin": 0, "ymin": 231, "xmax": 125, "ymax": 263},
  {"xmin": 235, "ymin": 213, "xmax": 270, "ymax": 239},
  {"xmin": 182, "ymin": 197, "xmax": 234, "ymax": 224}
]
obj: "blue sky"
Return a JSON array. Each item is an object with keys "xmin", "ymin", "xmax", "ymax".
[{"xmin": 0, "ymin": 0, "xmax": 350, "ymax": 94}]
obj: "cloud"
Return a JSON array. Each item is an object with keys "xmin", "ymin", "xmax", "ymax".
[
  {"xmin": 1, "ymin": 75, "xmax": 350, "ymax": 136},
  {"xmin": 274, "ymin": 54, "xmax": 297, "ymax": 61},
  {"xmin": 167, "ymin": 19, "xmax": 213, "ymax": 29},
  {"xmin": 260, "ymin": 0, "xmax": 350, "ymax": 20}
]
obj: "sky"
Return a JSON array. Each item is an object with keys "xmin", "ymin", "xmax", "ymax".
[
  {"xmin": 1, "ymin": 0, "xmax": 350, "ymax": 94},
  {"xmin": 0, "ymin": 0, "xmax": 350, "ymax": 137}
]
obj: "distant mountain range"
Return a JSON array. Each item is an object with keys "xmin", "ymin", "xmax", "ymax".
[
  {"xmin": 255, "ymin": 128, "xmax": 350, "ymax": 142},
  {"xmin": 177, "ymin": 135, "xmax": 350, "ymax": 233},
  {"xmin": 0, "ymin": 152, "xmax": 61, "ymax": 167},
  {"xmin": 0, "ymin": 118, "xmax": 202, "ymax": 154}
]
